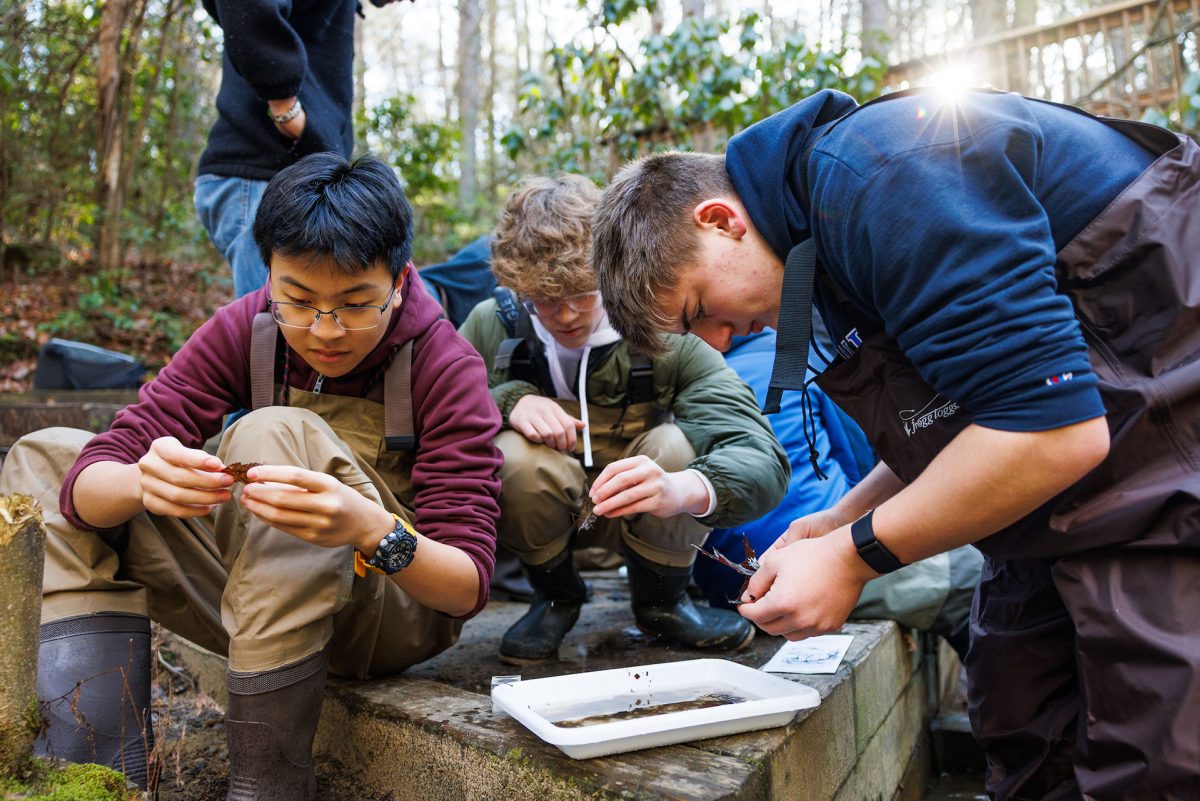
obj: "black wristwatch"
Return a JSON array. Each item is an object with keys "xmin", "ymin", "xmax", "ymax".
[
  {"xmin": 366, "ymin": 515, "xmax": 418, "ymax": 575},
  {"xmin": 850, "ymin": 510, "xmax": 905, "ymax": 575}
]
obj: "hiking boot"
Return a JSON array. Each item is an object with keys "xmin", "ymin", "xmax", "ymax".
[
  {"xmin": 224, "ymin": 649, "xmax": 327, "ymax": 801},
  {"xmin": 499, "ymin": 549, "xmax": 588, "ymax": 665},
  {"xmin": 623, "ymin": 546, "xmax": 755, "ymax": 651},
  {"xmin": 36, "ymin": 613, "xmax": 155, "ymax": 789}
]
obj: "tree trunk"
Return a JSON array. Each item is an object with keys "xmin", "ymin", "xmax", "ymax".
[
  {"xmin": 969, "ymin": 0, "xmax": 1004, "ymax": 40},
  {"xmin": 95, "ymin": 0, "xmax": 147, "ymax": 272},
  {"xmin": 682, "ymin": 0, "xmax": 705, "ymax": 20},
  {"xmin": 485, "ymin": 0, "xmax": 498, "ymax": 203},
  {"xmin": 860, "ymin": 0, "xmax": 889, "ymax": 62},
  {"xmin": 1013, "ymin": 0, "xmax": 1036, "ymax": 28},
  {"xmin": 354, "ymin": 10, "xmax": 368, "ymax": 154},
  {"xmin": 0, "ymin": 495, "xmax": 45, "ymax": 778},
  {"xmin": 119, "ymin": 0, "xmax": 181, "ymax": 220},
  {"xmin": 456, "ymin": 0, "xmax": 482, "ymax": 211}
]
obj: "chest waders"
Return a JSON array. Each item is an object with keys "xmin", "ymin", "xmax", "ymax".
[
  {"xmin": 771, "ymin": 91, "xmax": 1200, "ymax": 800},
  {"xmin": 219, "ymin": 314, "xmax": 461, "ymax": 801}
]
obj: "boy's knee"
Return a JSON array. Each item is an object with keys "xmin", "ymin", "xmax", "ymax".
[
  {"xmin": 221, "ymin": 407, "xmax": 336, "ymax": 460},
  {"xmin": 1, "ymin": 427, "xmax": 93, "ymax": 488},
  {"xmin": 496, "ymin": 430, "xmax": 583, "ymax": 498},
  {"xmin": 631, "ymin": 423, "xmax": 696, "ymax": 473}
]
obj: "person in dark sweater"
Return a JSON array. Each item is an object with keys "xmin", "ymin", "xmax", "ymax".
[
  {"xmin": 195, "ymin": 0, "xmax": 405, "ymax": 299},
  {"xmin": 0, "ymin": 154, "xmax": 502, "ymax": 800},
  {"xmin": 591, "ymin": 89, "xmax": 1200, "ymax": 800}
]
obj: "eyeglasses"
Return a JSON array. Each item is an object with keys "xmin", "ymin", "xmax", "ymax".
[
  {"xmin": 268, "ymin": 290, "xmax": 395, "ymax": 331},
  {"xmin": 520, "ymin": 291, "xmax": 603, "ymax": 317}
]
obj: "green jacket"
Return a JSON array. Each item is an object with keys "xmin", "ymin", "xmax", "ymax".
[{"xmin": 458, "ymin": 299, "xmax": 790, "ymax": 529}]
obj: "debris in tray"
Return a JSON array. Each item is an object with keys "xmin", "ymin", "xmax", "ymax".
[
  {"xmin": 556, "ymin": 692, "xmax": 747, "ymax": 728},
  {"xmin": 692, "ymin": 533, "xmax": 760, "ymax": 605},
  {"xmin": 220, "ymin": 462, "xmax": 262, "ymax": 484}
]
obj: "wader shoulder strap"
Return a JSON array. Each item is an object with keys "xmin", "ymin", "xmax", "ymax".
[
  {"xmin": 384, "ymin": 338, "xmax": 416, "ymax": 452},
  {"xmin": 764, "ymin": 239, "xmax": 818, "ymax": 415},
  {"xmin": 250, "ymin": 312, "xmax": 280, "ymax": 411},
  {"xmin": 627, "ymin": 349, "xmax": 655, "ymax": 404}
]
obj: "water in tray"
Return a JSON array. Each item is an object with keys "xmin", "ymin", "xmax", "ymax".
[{"xmin": 547, "ymin": 687, "xmax": 750, "ymax": 728}]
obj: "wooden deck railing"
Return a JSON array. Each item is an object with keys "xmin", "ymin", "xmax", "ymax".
[{"xmin": 886, "ymin": 0, "xmax": 1200, "ymax": 118}]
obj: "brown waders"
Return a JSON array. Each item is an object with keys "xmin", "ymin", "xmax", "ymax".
[
  {"xmin": 808, "ymin": 100, "xmax": 1200, "ymax": 799},
  {"xmin": 496, "ymin": 399, "xmax": 753, "ymax": 663},
  {"xmin": 0, "ymin": 386, "xmax": 462, "ymax": 798}
]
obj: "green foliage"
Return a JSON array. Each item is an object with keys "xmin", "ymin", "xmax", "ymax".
[
  {"xmin": 0, "ymin": 1, "xmax": 219, "ymax": 265},
  {"xmin": 366, "ymin": 93, "xmax": 490, "ymax": 263},
  {"xmin": 504, "ymin": 1, "xmax": 885, "ymax": 176},
  {"xmin": 1141, "ymin": 72, "xmax": 1199, "ymax": 136},
  {"xmin": 39, "ymin": 268, "xmax": 190, "ymax": 354}
]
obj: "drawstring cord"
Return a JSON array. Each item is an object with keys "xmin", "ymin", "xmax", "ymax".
[{"xmin": 800, "ymin": 381, "xmax": 828, "ymax": 481}]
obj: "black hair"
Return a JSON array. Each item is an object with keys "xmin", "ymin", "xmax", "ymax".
[{"xmin": 253, "ymin": 153, "xmax": 414, "ymax": 280}]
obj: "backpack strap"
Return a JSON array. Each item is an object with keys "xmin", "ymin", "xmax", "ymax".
[
  {"xmin": 250, "ymin": 312, "xmax": 280, "ymax": 411},
  {"xmin": 491, "ymin": 287, "xmax": 542, "ymax": 383},
  {"xmin": 626, "ymin": 348, "xmax": 655, "ymax": 404},
  {"xmin": 492, "ymin": 286, "xmax": 522, "ymax": 337},
  {"xmin": 384, "ymin": 338, "xmax": 416, "ymax": 452}
]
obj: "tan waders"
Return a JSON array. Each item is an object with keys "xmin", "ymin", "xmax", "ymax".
[
  {"xmin": 495, "ymin": 401, "xmax": 752, "ymax": 663},
  {"xmin": 0, "ymin": 383, "xmax": 462, "ymax": 797}
]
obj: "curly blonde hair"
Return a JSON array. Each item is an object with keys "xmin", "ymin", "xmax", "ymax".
[{"xmin": 490, "ymin": 174, "xmax": 601, "ymax": 299}]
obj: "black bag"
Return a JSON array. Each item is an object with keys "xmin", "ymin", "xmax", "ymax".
[{"xmin": 34, "ymin": 338, "xmax": 145, "ymax": 390}]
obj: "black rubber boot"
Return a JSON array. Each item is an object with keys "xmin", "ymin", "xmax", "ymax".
[
  {"xmin": 36, "ymin": 613, "xmax": 155, "ymax": 789},
  {"xmin": 498, "ymin": 549, "xmax": 588, "ymax": 665},
  {"xmin": 623, "ymin": 546, "xmax": 755, "ymax": 651},
  {"xmin": 489, "ymin": 544, "xmax": 535, "ymax": 603},
  {"xmin": 224, "ymin": 649, "xmax": 327, "ymax": 801}
]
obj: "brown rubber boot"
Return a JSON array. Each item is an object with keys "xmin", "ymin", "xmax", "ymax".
[
  {"xmin": 224, "ymin": 649, "xmax": 328, "ymax": 801},
  {"xmin": 623, "ymin": 546, "xmax": 755, "ymax": 651}
]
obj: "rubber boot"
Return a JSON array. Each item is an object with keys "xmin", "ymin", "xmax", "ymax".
[
  {"xmin": 623, "ymin": 546, "xmax": 755, "ymax": 651},
  {"xmin": 489, "ymin": 544, "xmax": 535, "ymax": 603},
  {"xmin": 224, "ymin": 649, "xmax": 327, "ymax": 801},
  {"xmin": 498, "ymin": 549, "xmax": 588, "ymax": 665},
  {"xmin": 36, "ymin": 613, "xmax": 155, "ymax": 789}
]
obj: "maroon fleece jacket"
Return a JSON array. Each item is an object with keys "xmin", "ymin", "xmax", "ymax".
[{"xmin": 61, "ymin": 271, "xmax": 502, "ymax": 618}]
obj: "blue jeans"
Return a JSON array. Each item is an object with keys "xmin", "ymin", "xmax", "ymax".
[{"xmin": 194, "ymin": 174, "xmax": 270, "ymax": 299}]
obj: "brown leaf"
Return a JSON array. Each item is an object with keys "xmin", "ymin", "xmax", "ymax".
[{"xmin": 220, "ymin": 462, "xmax": 261, "ymax": 484}]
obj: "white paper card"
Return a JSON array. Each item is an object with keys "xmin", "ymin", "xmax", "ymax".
[{"xmin": 760, "ymin": 635, "xmax": 854, "ymax": 674}]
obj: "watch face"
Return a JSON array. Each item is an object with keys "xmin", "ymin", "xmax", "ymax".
[{"xmin": 379, "ymin": 528, "xmax": 417, "ymax": 573}]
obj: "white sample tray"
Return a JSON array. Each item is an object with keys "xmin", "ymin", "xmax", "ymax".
[{"xmin": 491, "ymin": 658, "xmax": 821, "ymax": 759}]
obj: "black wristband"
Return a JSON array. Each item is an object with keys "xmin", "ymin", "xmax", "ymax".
[{"xmin": 850, "ymin": 510, "xmax": 905, "ymax": 575}]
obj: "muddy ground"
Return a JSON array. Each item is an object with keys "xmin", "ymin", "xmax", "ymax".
[{"xmin": 150, "ymin": 634, "xmax": 385, "ymax": 801}]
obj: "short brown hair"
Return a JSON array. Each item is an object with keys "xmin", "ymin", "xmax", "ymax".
[
  {"xmin": 490, "ymin": 174, "xmax": 601, "ymax": 299},
  {"xmin": 592, "ymin": 151, "xmax": 733, "ymax": 355}
]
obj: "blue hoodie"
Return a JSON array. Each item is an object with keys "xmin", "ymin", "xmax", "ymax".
[{"xmin": 726, "ymin": 90, "xmax": 1156, "ymax": 433}]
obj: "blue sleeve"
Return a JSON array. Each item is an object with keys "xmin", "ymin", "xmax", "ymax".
[{"xmin": 819, "ymin": 120, "xmax": 1105, "ymax": 432}]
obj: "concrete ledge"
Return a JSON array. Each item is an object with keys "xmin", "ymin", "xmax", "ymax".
[{"xmin": 164, "ymin": 606, "xmax": 940, "ymax": 800}]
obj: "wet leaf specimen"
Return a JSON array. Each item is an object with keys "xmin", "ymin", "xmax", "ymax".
[
  {"xmin": 692, "ymin": 534, "xmax": 760, "ymax": 604},
  {"xmin": 576, "ymin": 491, "xmax": 598, "ymax": 531},
  {"xmin": 220, "ymin": 462, "xmax": 261, "ymax": 485}
]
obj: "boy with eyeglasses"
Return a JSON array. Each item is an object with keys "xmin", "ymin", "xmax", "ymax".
[
  {"xmin": 0, "ymin": 153, "xmax": 502, "ymax": 800},
  {"xmin": 457, "ymin": 174, "xmax": 788, "ymax": 664}
]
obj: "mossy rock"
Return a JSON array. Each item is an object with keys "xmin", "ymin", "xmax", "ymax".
[{"xmin": 0, "ymin": 759, "xmax": 138, "ymax": 800}]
